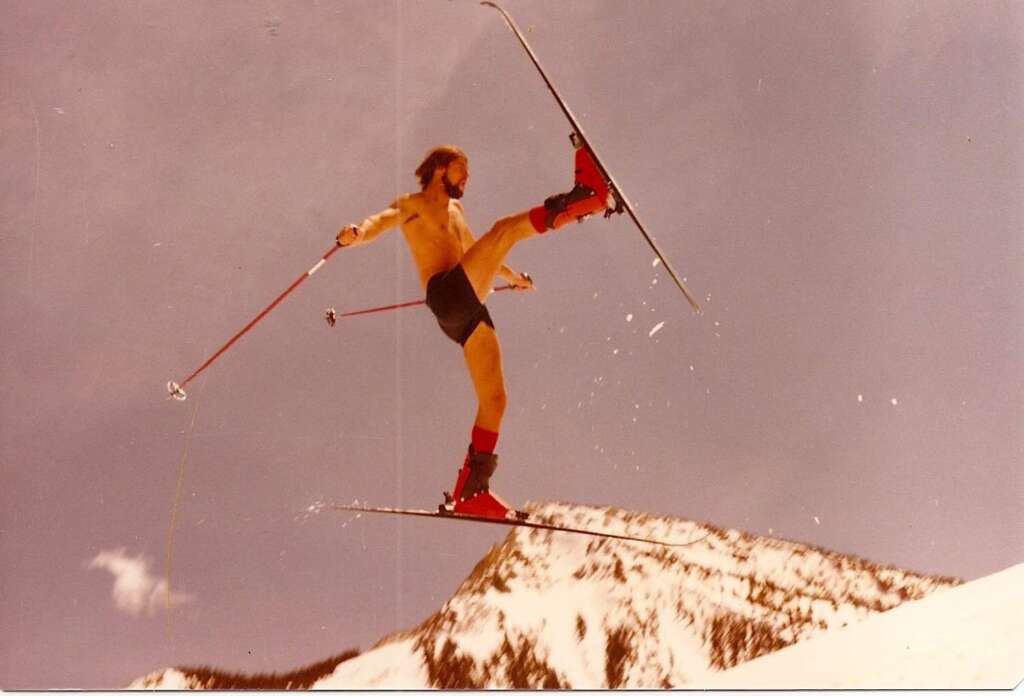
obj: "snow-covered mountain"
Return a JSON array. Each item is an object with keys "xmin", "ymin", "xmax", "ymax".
[{"xmin": 132, "ymin": 501, "xmax": 981, "ymax": 689}]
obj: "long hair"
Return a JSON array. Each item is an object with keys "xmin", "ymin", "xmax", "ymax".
[{"xmin": 415, "ymin": 145, "xmax": 467, "ymax": 191}]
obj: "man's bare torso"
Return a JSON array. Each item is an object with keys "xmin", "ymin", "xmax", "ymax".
[{"xmin": 393, "ymin": 192, "xmax": 472, "ymax": 289}]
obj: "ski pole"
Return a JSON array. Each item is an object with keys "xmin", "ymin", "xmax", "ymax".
[
  {"xmin": 324, "ymin": 283, "xmax": 521, "ymax": 326},
  {"xmin": 167, "ymin": 242, "xmax": 345, "ymax": 401}
]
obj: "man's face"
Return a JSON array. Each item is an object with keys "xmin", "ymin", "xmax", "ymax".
[{"xmin": 442, "ymin": 157, "xmax": 469, "ymax": 199}]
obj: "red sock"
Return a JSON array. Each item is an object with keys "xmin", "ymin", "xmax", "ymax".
[
  {"xmin": 471, "ymin": 425, "xmax": 499, "ymax": 454},
  {"xmin": 528, "ymin": 205, "xmax": 549, "ymax": 234}
]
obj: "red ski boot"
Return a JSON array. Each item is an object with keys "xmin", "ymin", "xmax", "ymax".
[
  {"xmin": 447, "ymin": 445, "xmax": 512, "ymax": 519},
  {"xmin": 532, "ymin": 144, "xmax": 615, "ymax": 232}
]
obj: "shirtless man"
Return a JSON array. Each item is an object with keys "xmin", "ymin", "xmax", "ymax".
[{"xmin": 337, "ymin": 144, "xmax": 612, "ymax": 518}]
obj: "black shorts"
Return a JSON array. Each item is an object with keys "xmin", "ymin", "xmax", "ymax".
[{"xmin": 425, "ymin": 264, "xmax": 494, "ymax": 346}]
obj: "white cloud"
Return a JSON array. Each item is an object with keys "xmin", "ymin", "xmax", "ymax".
[{"xmin": 89, "ymin": 548, "xmax": 194, "ymax": 617}]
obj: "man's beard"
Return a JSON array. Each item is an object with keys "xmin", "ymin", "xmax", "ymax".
[{"xmin": 443, "ymin": 172, "xmax": 464, "ymax": 199}]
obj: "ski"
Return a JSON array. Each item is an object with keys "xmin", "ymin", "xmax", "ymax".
[
  {"xmin": 330, "ymin": 503, "xmax": 709, "ymax": 548},
  {"xmin": 481, "ymin": 1, "xmax": 702, "ymax": 314}
]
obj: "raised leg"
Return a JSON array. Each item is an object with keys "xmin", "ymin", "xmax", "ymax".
[
  {"xmin": 459, "ymin": 212, "xmax": 538, "ymax": 303},
  {"xmin": 460, "ymin": 146, "xmax": 613, "ymax": 302}
]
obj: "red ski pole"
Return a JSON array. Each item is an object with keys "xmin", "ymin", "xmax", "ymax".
[
  {"xmin": 167, "ymin": 242, "xmax": 345, "ymax": 401},
  {"xmin": 323, "ymin": 283, "xmax": 521, "ymax": 326}
]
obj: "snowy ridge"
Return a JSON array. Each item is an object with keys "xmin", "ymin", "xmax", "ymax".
[
  {"xmin": 689, "ymin": 562, "xmax": 1023, "ymax": 690},
  {"xmin": 129, "ymin": 649, "xmax": 361, "ymax": 690},
  {"xmin": 131, "ymin": 501, "xmax": 962, "ymax": 689},
  {"xmin": 316, "ymin": 502, "xmax": 957, "ymax": 688}
]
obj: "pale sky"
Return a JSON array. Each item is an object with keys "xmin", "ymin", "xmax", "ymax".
[{"xmin": 2, "ymin": 0, "xmax": 1021, "ymax": 688}]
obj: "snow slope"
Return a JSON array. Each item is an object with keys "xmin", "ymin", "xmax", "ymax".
[{"xmin": 688, "ymin": 562, "xmax": 1023, "ymax": 690}]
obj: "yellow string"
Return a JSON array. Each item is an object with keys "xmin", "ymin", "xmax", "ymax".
[{"xmin": 164, "ymin": 372, "xmax": 208, "ymax": 640}]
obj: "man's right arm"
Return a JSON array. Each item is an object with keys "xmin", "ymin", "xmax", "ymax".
[{"xmin": 337, "ymin": 198, "xmax": 403, "ymax": 247}]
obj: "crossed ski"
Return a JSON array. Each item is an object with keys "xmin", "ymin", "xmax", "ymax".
[{"xmin": 482, "ymin": 1, "xmax": 702, "ymax": 314}]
